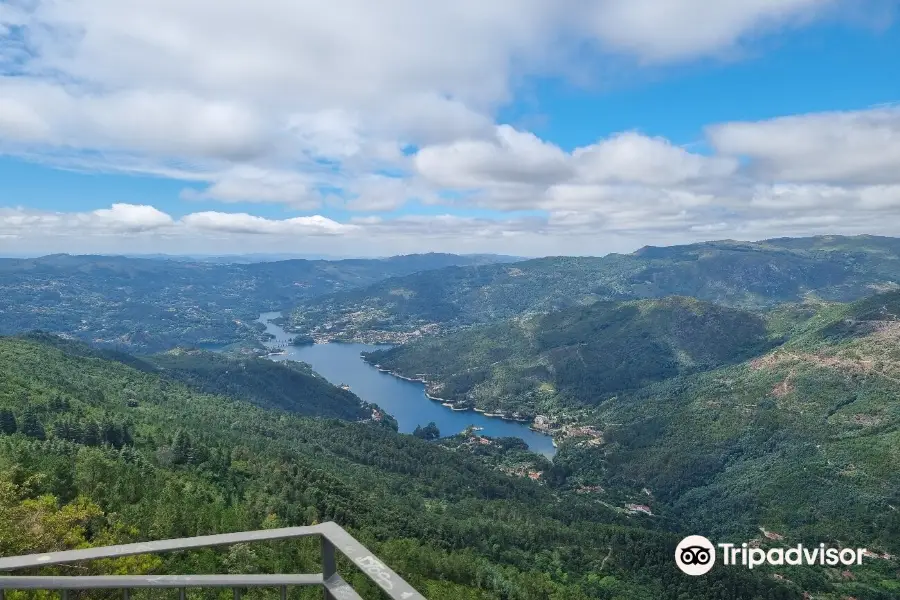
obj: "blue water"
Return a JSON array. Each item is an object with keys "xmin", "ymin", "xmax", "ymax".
[{"xmin": 257, "ymin": 312, "xmax": 556, "ymax": 457}]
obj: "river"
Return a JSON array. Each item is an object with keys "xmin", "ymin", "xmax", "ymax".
[{"xmin": 256, "ymin": 312, "xmax": 556, "ymax": 457}]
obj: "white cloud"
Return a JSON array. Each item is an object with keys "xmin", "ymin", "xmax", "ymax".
[
  {"xmin": 287, "ymin": 110, "xmax": 364, "ymax": 160},
  {"xmin": 413, "ymin": 126, "xmax": 737, "ymax": 213},
  {"xmin": 0, "ymin": 96, "xmax": 51, "ymax": 142},
  {"xmin": 180, "ymin": 212, "xmax": 357, "ymax": 236},
  {"xmin": 415, "ymin": 125, "xmax": 573, "ymax": 188},
  {"xmin": 5, "ymin": 188, "xmax": 900, "ymax": 257},
  {"xmin": 415, "ymin": 126, "xmax": 737, "ymax": 194},
  {"xmin": 181, "ymin": 167, "xmax": 321, "ymax": 208},
  {"xmin": 708, "ymin": 107, "xmax": 900, "ymax": 184},
  {"xmin": 573, "ymin": 132, "xmax": 738, "ymax": 186},
  {"xmin": 1, "ymin": 0, "xmax": 897, "ymax": 254},
  {"xmin": 0, "ymin": 81, "xmax": 270, "ymax": 161},
  {"xmin": 341, "ymin": 175, "xmax": 437, "ymax": 212},
  {"xmin": 2, "ymin": 1, "xmax": 866, "ymax": 169},
  {"xmin": 576, "ymin": 0, "xmax": 836, "ymax": 63},
  {"xmin": 89, "ymin": 204, "xmax": 174, "ymax": 232},
  {"xmin": 0, "ymin": 203, "xmax": 173, "ymax": 237}
]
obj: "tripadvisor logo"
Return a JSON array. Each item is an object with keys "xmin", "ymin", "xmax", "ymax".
[
  {"xmin": 675, "ymin": 535, "xmax": 716, "ymax": 575},
  {"xmin": 675, "ymin": 535, "xmax": 868, "ymax": 576}
]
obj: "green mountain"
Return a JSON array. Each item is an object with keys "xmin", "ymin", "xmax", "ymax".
[
  {"xmin": 365, "ymin": 297, "xmax": 778, "ymax": 416},
  {"xmin": 147, "ymin": 350, "xmax": 377, "ymax": 421},
  {"xmin": 0, "ymin": 252, "xmax": 518, "ymax": 352},
  {"xmin": 358, "ymin": 291, "xmax": 900, "ymax": 586},
  {"xmin": 558, "ymin": 291, "xmax": 900, "ymax": 555},
  {"xmin": 0, "ymin": 335, "xmax": 812, "ymax": 600},
  {"xmin": 287, "ymin": 235, "xmax": 900, "ymax": 343},
  {"xmin": 17, "ymin": 332, "xmax": 374, "ymax": 423}
]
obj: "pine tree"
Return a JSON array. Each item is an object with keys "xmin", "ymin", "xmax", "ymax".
[
  {"xmin": 81, "ymin": 420, "xmax": 101, "ymax": 446},
  {"xmin": 52, "ymin": 416, "xmax": 80, "ymax": 441},
  {"xmin": 100, "ymin": 417, "xmax": 122, "ymax": 447},
  {"xmin": 20, "ymin": 408, "xmax": 45, "ymax": 440},
  {"xmin": 172, "ymin": 430, "xmax": 192, "ymax": 465},
  {"xmin": 0, "ymin": 409, "xmax": 17, "ymax": 435},
  {"xmin": 48, "ymin": 395, "xmax": 70, "ymax": 412}
]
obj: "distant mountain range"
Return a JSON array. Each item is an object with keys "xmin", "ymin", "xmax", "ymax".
[
  {"xmin": 287, "ymin": 235, "xmax": 900, "ymax": 342},
  {"xmin": 0, "ymin": 252, "xmax": 519, "ymax": 352},
  {"xmin": 2, "ymin": 251, "xmax": 525, "ymax": 264}
]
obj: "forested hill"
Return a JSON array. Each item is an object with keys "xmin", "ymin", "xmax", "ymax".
[
  {"xmin": 17, "ymin": 332, "xmax": 373, "ymax": 421},
  {"xmin": 287, "ymin": 235, "xmax": 900, "ymax": 342},
  {"xmin": 0, "ymin": 252, "xmax": 516, "ymax": 352},
  {"xmin": 147, "ymin": 349, "xmax": 376, "ymax": 421},
  {"xmin": 553, "ymin": 290, "xmax": 900, "ymax": 565},
  {"xmin": 365, "ymin": 296, "xmax": 779, "ymax": 414},
  {"xmin": 0, "ymin": 335, "xmax": 805, "ymax": 600},
  {"xmin": 357, "ymin": 291, "xmax": 900, "ymax": 591}
]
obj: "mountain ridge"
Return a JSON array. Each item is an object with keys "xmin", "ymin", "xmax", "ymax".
[{"xmin": 287, "ymin": 235, "xmax": 900, "ymax": 343}]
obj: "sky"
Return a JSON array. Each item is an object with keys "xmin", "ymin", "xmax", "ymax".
[{"xmin": 1, "ymin": 0, "xmax": 900, "ymax": 257}]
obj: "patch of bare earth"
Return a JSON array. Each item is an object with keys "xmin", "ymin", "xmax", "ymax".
[
  {"xmin": 771, "ymin": 373, "xmax": 795, "ymax": 398},
  {"xmin": 850, "ymin": 414, "xmax": 883, "ymax": 427},
  {"xmin": 752, "ymin": 350, "xmax": 877, "ymax": 376},
  {"xmin": 750, "ymin": 353, "xmax": 782, "ymax": 371},
  {"xmin": 866, "ymin": 319, "xmax": 900, "ymax": 341}
]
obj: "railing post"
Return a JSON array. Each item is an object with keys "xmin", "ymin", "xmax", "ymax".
[{"xmin": 321, "ymin": 535, "xmax": 336, "ymax": 600}]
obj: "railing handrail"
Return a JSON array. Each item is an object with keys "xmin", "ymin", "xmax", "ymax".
[{"xmin": 0, "ymin": 521, "xmax": 426, "ymax": 600}]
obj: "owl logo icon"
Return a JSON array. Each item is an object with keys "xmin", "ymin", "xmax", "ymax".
[{"xmin": 675, "ymin": 535, "xmax": 716, "ymax": 575}]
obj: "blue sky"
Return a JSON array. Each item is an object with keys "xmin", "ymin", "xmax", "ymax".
[{"xmin": 1, "ymin": 0, "xmax": 899, "ymax": 256}]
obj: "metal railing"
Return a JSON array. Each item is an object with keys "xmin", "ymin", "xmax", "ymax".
[{"xmin": 0, "ymin": 521, "xmax": 426, "ymax": 600}]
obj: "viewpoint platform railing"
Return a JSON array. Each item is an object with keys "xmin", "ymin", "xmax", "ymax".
[{"xmin": 0, "ymin": 521, "xmax": 426, "ymax": 600}]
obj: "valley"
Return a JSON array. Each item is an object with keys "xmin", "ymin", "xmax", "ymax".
[
  {"xmin": 1, "ymin": 237, "xmax": 899, "ymax": 599},
  {"xmin": 255, "ymin": 312, "xmax": 558, "ymax": 456}
]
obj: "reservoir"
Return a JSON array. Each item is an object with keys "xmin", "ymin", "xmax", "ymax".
[{"xmin": 257, "ymin": 312, "xmax": 556, "ymax": 457}]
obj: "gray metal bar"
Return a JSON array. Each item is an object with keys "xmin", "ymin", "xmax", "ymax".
[
  {"xmin": 179, "ymin": 587, "xmax": 186, "ymax": 600},
  {"xmin": 317, "ymin": 522, "xmax": 426, "ymax": 600},
  {"xmin": 0, "ymin": 526, "xmax": 325, "ymax": 571},
  {"xmin": 0, "ymin": 575, "xmax": 324, "ymax": 590},
  {"xmin": 322, "ymin": 536, "xmax": 336, "ymax": 600},
  {"xmin": 323, "ymin": 575, "xmax": 364, "ymax": 600},
  {"xmin": 280, "ymin": 585, "xmax": 286, "ymax": 600},
  {"xmin": 0, "ymin": 522, "xmax": 427, "ymax": 599}
]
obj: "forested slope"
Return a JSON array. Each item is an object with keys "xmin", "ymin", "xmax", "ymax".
[
  {"xmin": 0, "ymin": 335, "xmax": 811, "ymax": 600},
  {"xmin": 357, "ymin": 292, "xmax": 900, "ymax": 599},
  {"xmin": 288, "ymin": 235, "xmax": 900, "ymax": 342},
  {"xmin": 148, "ymin": 349, "xmax": 374, "ymax": 421},
  {"xmin": 365, "ymin": 297, "xmax": 778, "ymax": 415}
]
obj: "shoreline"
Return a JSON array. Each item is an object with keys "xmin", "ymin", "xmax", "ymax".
[
  {"xmin": 256, "ymin": 314, "xmax": 558, "ymax": 454},
  {"xmin": 371, "ymin": 363, "xmax": 543, "ymax": 425}
]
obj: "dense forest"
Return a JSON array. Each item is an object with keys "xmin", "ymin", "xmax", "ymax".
[
  {"xmin": 1, "ymin": 238, "xmax": 899, "ymax": 599},
  {"xmin": 0, "ymin": 334, "xmax": 829, "ymax": 599},
  {"xmin": 356, "ymin": 291, "xmax": 900, "ymax": 598},
  {"xmin": 365, "ymin": 296, "xmax": 779, "ymax": 415},
  {"xmin": 287, "ymin": 235, "xmax": 900, "ymax": 342}
]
